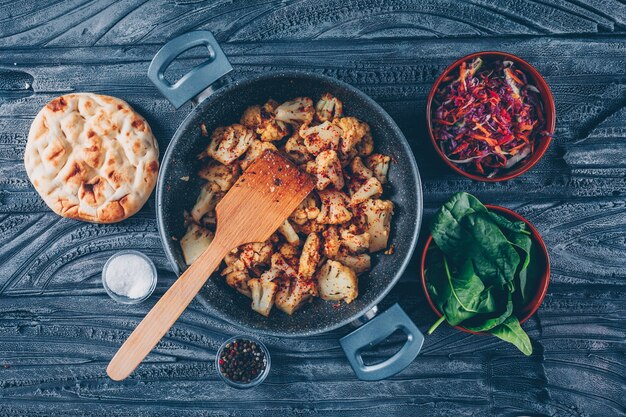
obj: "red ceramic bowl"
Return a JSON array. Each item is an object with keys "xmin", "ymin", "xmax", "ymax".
[
  {"xmin": 426, "ymin": 51, "xmax": 556, "ymax": 182},
  {"xmin": 420, "ymin": 205, "xmax": 550, "ymax": 335}
]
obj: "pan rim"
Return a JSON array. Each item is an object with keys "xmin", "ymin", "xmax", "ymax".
[{"xmin": 156, "ymin": 70, "xmax": 422, "ymax": 337}]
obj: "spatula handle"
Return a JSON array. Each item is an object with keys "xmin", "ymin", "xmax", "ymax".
[{"xmin": 106, "ymin": 237, "xmax": 230, "ymax": 381}]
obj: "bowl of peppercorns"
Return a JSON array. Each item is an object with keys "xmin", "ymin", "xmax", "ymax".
[{"xmin": 216, "ymin": 336, "xmax": 271, "ymax": 388}]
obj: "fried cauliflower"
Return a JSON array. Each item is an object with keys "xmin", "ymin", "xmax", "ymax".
[
  {"xmin": 182, "ymin": 93, "xmax": 395, "ymax": 317},
  {"xmin": 317, "ymin": 260, "xmax": 358, "ymax": 303},
  {"xmin": 361, "ymin": 199, "xmax": 394, "ymax": 252},
  {"xmin": 240, "ymin": 140, "xmax": 278, "ymax": 171},
  {"xmin": 350, "ymin": 156, "xmax": 374, "ymax": 180},
  {"xmin": 275, "ymin": 97, "xmax": 314, "ymax": 126},
  {"xmin": 197, "ymin": 161, "xmax": 240, "ymax": 191},
  {"xmin": 315, "ymin": 93, "xmax": 343, "ymax": 122},
  {"xmin": 284, "ymin": 131, "xmax": 312, "ymax": 164},
  {"xmin": 240, "ymin": 100, "xmax": 289, "ymax": 142},
  {"xmin": 206, "ymin": 124, "xmax": 255, "ymax": 165},
  {"xmin": 367, "ymin": 153, "xmax": 391, "ymax": 184},
  {"xmin": 316, "ymin": 189, "xmax": 352, "ymax": 225},
  {"xmin": 310, "ymin": 150, "xmax": 344, "ymax": 191},
  {"xmin": 180, "ymin": 222, "xmax": 214, "ymax": 265},
  {"xmin": 300, "ymin": 121, "xmax": 342, "ymax": 155},
  {"xmin": 334, "ymin": 117, "xmax": 369, "ymax": 155},
  {"xmin": 191, "ymin": 182, "xmax": 221, "ymax": 222},
  {"xmin": 350, "ymin": 177, "xmax": 383, "ymax": 206},
  {"xmin": 249, "ymin": 278, "xmax": 278, "ymax": 317}
]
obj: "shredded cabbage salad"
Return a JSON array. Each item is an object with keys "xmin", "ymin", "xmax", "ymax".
[{"xmin": 432, "ymin": 57, "xmax": 550, "ymax": 178}]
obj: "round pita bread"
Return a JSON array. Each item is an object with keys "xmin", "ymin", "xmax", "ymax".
[{"xmin": 24, "ymin": 93, "xmax": 159, "ymax": 223}]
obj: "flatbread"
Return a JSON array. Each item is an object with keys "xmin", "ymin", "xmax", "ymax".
[{"xmin": 24, "ymin": 93, "xmax": 159, "ymax": 223}]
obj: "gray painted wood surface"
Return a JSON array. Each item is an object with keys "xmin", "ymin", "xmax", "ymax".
[{"xmin": 0, "ymin": 1, "xmax": 625, "ymax": 416}]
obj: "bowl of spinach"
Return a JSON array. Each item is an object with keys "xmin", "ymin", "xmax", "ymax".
[{"xmin": 420, "ymin": 192, "xmax": 550, "ymax": 355}]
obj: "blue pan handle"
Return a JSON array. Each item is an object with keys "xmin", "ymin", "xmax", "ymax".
[
  {"xmin": 148, "ymin": 31, "xmax": 232, "ymax": 108},
  {"xmin": 340, "ymin": 303, "xmax": 423, "ymax": 381}
]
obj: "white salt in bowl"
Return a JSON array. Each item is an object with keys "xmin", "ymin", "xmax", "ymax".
[{"xmin": 102, "ymin": 250, "xmax": 158, "ymax": 304}]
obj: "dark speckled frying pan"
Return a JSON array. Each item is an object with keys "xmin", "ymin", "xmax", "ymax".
[{"xmin": 149, "ymin": 32, "xmax": 424, "ymax": 381}]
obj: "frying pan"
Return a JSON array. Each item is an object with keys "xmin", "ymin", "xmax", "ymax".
[{"xmin": 149, "ymin": 31, "xmax": 424, "ymax": 381}]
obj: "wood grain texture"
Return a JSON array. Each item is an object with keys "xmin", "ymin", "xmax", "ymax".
[
  {"xmin": 106, "ymin": 151, "xmax": 314, "ymax": 381},
  {"xmin": 0, "ymin": 0, "xmax": 625, "ymax": 416}
]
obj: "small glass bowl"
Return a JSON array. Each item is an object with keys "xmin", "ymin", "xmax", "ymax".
[
  {"xmin": 101, "ymin": 250, "xmax": 157, "ymax": 304},
  {"xmin": 215, "ymin": 335, "xmax": 271, "ymax": 389}
]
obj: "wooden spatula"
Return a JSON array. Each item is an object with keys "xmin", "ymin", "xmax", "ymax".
[{"xmin": 107, "ymin": 151, "xmax": 314, "ymax": 381}]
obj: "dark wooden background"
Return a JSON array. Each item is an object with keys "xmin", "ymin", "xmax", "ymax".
[{"xmin": 1, "ymin": 1, "xmax": 625, "ymax": 416}]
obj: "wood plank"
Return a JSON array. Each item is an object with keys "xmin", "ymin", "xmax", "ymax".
[
  {"xmin": 0, "ymin": 0, "xmax": 625, "ymax": 415},
  {"xmin": 2, "ymin": 0, "xmax": 626, "ymax": 47},
  {"xmin": 1, "ymin": 37, "xmax": 626, "ymax": 215}
]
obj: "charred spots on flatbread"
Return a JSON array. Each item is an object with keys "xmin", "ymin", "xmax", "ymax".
[{"xmin": 24, "ymin": 93, "xmax": 159, "ymax": 223}]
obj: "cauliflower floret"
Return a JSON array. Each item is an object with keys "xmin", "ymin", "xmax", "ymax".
[
  {"xmin": 240, "ymin": 140, "xmax": 278, "ymax": 171},
  {"xmin": 346, "ymin": 177, "xmax": 362, "ymax": 198},
  {"xmin": 299, "ymin": 233, "xmax": 321, "ymax": 280},
  {"xmin": 316, "ymin": 189, "xmax": 352, "ymax": 225},
  {"xmin": 239, "ymin": 241, "xmax": 273, "ymax": 269},
  {"xmin": 339, "ymin": 149, "xmax": 358, "ymax": 169},
  {"xmin": 367, "ymin": 154, "xmax": 391, "ymax": 184},
  {"xmin": 290, "ymin": 194, "xmax": 320, "ymax": 225},
  {"xmin": 346, "ymin": 208, "xmax": 368, "ymax": 236},
  {"xmin": 361, "ymin": 199, "xmax": 394, "ymax": 252},
  {"xmin": 350, "ymin": 177, "xmax": 383, "ymax": 206},
  {"xmin": 226, "ymin": 270, "xmax": 252, "ymax": 298},
  {"xmin": 206, "ymin": 124, "xmax": 255, "ymax": 165},
  {"xmin": 221, "ymin": 250, "xmax": 245, "ymax": 276},
  {"xmin": 284, "ymin": 131, "xmax": 313, "ymax": 164},
  {"xmin": 304, "ymin": 160, "xmax": 316, "ymax": 175},
  {"xmin": 259, "ymin": 268, "xmax": 280, "ymax": 284},
  {"xmin": 197, "ymin": 161, "xmax": 240, "ymax": 191},
  {"xmin": 272, "ymin": 249, "xmax": 317, "ymax": 314},
  {"xmin": 333, "ymin": 117, "xmax": 369, "ymax": 155},
  {"xmin": 310, "ymin": 150, "xmax": 344, "ymax": 191},
  {"xmin": 248, "ymin": 278, "xmax": 278, "ymax": 317},
  {"xmin": 296, "ymin": 219, "xmax": 326, "ymax": 234},
  {"xmin": 350, "ymin": 156, "xmax": 373, "ymax": 180},
  {"xmin": 240, "ymin": 104, "xmax": 262, "ymax": 129},
  {"xmin": 180, "ymin": 223, "xmax": 214, "ymax": 265},
  {"xmin": 268, "ymin": 101, "xmax": 291, "ymax": 139},
  {"xmin": 254, "ymin": 252, "xmax": 296, "ymax": 287},
  {"xmin": 199, "ymin": 192, "xmax": 222, "ymax": 227},
  {"xmin": 316, "ymin": 260, "xmax": 358, "ymax": 303},
  {"xmin": 356, "ymin": 132, "xmax": 374, "ymax": 156},
  {"xmin": 270, "ymin": 253, "xmax": 298, "ymax": 279},
  {"xmin": 332, "ymin": 252, "xmax": 371, "ymax": 275},
  {"xmin": 340, "ymin": 229, "xmax": 370, "ymax": 254},
  {"xmin": 300, "ymin": 121, "xmax": 343, "ymax": 155},
  {"xmin": 275, "ymin": 97, "xmax": 314, "ymax": 126},
  {"xmin": 278, "ymin": 219, "xmax": 300, "ymax": 245},
  {"xmin": 315, "ymin": 93, "xmax": 343, "ymax": 122},
  {"xmin": 275, "ymin": 275, "xmax": 316, "ymax": 315},
  {"xmin": 322, "ymin": 225, "xmax": 340, "ymax": 258},
  {"xmin": 191, "ymin": 182, "xmax": 221, "ymax": 222},
  {"xmin": 240, "ymin": 100, "xmax": 289, "ymax": 142},
  {"xmin": 279, "ymin": 243, "xmax": 300, "ymax": 259}
]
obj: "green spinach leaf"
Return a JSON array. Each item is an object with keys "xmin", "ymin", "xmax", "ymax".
[
  {"xmin": 506, "ymin": 230, "xmax": 532, "ymax": 303},
  {"xmin": 426, "ymin": 192, "xmax": 537, "ymax": 355},
  {"xmin": 462, "ymin": 291, "xmax": 513, "ymax": 332},
  {"xmin": 431, "ymin": 193, "xmax": 521, "ymax": 289},
  {"xmin": 488, "ymin": 211, "xmax": 531, "ymax": 235},
  {"xmin": 489, "ymin": 316, "xmax": 533, "ymax": 356},
  {"xmin": 426, "ymin": 250, "xmax": 497, "ymax": 326},
  {"xmin": 460, "ymin": 212, "xmax": 521, "ymax": 288},
  {"xmin": 486, "ymin": 210, "xmax": 536, "ymax": 304},
  {"xmin": 430, "ymin": 192, "xmax": 488, "ymax": 254}
]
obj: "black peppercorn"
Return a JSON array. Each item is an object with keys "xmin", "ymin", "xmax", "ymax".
[{"xmin": 218, "ymin": 338, "xmax": 267, "ymax": 384}]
